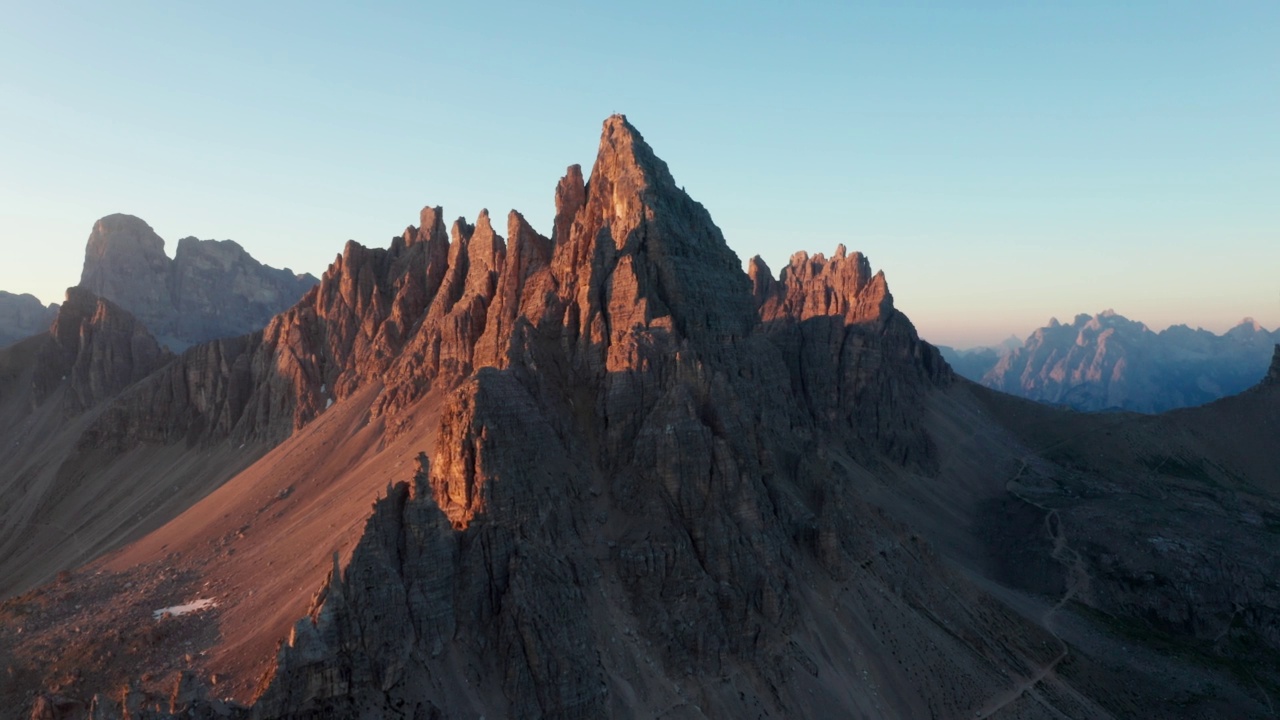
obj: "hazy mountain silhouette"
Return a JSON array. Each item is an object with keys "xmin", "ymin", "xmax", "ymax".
[{"xmin": 973, "ymin": 310, "xmax": 1278, "ymax": 412}]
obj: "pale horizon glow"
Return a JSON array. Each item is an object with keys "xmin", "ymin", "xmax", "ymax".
[{"xmin": 1, "ymin": 2, "xmax": 1276, "ymax": 349}]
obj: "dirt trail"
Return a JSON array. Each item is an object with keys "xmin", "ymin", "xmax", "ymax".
[{"xmin": 971, "ymin": 459, "xmax": 1093, "ymax": 719}]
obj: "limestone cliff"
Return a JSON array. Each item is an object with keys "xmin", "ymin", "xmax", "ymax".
[{"xmin": 78, "ymin": 214, "xmax": 317, "ymax": 351}]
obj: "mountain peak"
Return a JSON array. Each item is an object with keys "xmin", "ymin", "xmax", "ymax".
[
  {"xmin": 545, "ymin": 115, "xmax": 756, "ymax": 350},
  {"xmin": 1234, "ymin": 317, "xmax": 1266, "ymax": 333},
  {"xmin": 79, "ymin": 214, "xmax": 173, "ymax": 337},
  {"xmin": 590, "ymin": 114, "xmax": 677, "ymax": 213},
  {"xmin": 82, "ymin": 213, "xmax": 168, "ymax": 265}
]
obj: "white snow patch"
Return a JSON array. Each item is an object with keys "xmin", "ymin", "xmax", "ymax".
[
  {"xmin": 153, "ymin": 598, "xmax": 217, "ymax": 620},
  {"xmin": 325, "ymin": 398, "xmax": 333, "ymax": 409}
]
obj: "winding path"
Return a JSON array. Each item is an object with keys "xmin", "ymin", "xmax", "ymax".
[{"xmin": 972, "ymin": 460, "xmax": 1092, "ymax": 719}]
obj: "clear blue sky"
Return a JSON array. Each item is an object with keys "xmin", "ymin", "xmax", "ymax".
[{"xmin": 1, "ymin": 1, "xmax": 1276, "ymax": 347}]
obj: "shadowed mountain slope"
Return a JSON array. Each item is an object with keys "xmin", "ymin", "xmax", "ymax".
[{"xmin": 0, "ymin": 289, "xmax": 272, "ymax": 600}]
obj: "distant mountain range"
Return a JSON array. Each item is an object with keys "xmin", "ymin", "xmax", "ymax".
[
  {"xmin": 934, "ymin": 335, "xmax": 1021, "ymax": 382},
  {"xmin": 938, "ymin": 310, "xmax": 1278, "ymax": 412},
  {"xmin": 0, "ymin": 214, "xmax": 316, "ymax": 353}
]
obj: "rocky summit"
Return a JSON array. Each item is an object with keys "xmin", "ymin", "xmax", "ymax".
[
  {"xmin": 1, "ymin": 116, "xmax": 1278, "ymax": 720},
  {"xmin": 78, "ymin": 214, "xmax": 318, "ymax": 351}
]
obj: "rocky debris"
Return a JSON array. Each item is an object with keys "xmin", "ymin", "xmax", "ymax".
[
  {"xmin": 0, "ymin": 562, "xmax": 249, "ymax": 720},
  {"xmin": 78, "ymin": 214, "xmax": 316, "ymax": 351},
  {"xmin": 32, "ymin": 287, "xmax": 171, "ymax": 413},
  {"xmin": 0, "ymin": 288, "xmax": 253, "ymax": 607},
  {"xmin": 976, "ymin": 383, "xmax": 1280, "ymax": 713},
  {"xmin": 0, "ymin": 292, "xmax": 58, "ymax": 349},
  {"xmin": 979, "ymin": 311, "xmax": 1280, "ymax": 412}
]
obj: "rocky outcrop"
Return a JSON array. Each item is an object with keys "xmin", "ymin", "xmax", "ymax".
[
  {"xmin": 32, "ymin": 287, "xmax": 171, "ymax": 413},
  {"xmin": 0, "ymin": 291, "xmax": 58, "ymax": 349},
  {"xmin": 975, "ymin": 378, "xmax": 1280, "ymax": 706},
  {"xmin": 255, "ymin": 450, "xmax": 607, "ymax": 719},
  {"xmin": 79, "ymin": 215, "xmax": 171, "ymax": 323},
  {"xmin": 1265, "ymin": 344, "xmax": 1280, "ymax": 385},
  {"xmin": 248, "ymin": 115, "xmax": 977, "ymax": 719},
  {"xmin": 750, "ymin": 249, "xmax": 950, "ymax": 468},
  {"xmin": 981, "ymin": 311, "xmax": 1280, "ymax": 412},
  {"xmin": 78, "ymin": 214, "xmax": 317, "ymax": 351}
]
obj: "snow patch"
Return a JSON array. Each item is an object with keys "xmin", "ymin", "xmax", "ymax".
[
  {"xmin": 153, "ymin": 598, "xmax": 217, "ymax": 620},
  {"xmin": 325, "ymin": 398, "xmax": 333, "ymax": 409}
]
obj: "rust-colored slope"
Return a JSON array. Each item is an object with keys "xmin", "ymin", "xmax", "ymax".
[{"xmin": 100, "ymin": 383, "xmax": 448, "ymax": 701}]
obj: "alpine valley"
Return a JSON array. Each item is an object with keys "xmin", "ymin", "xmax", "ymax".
[{"xmin": 1, "ymin": 117, "xmax": 1277, "ymax": 720}]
